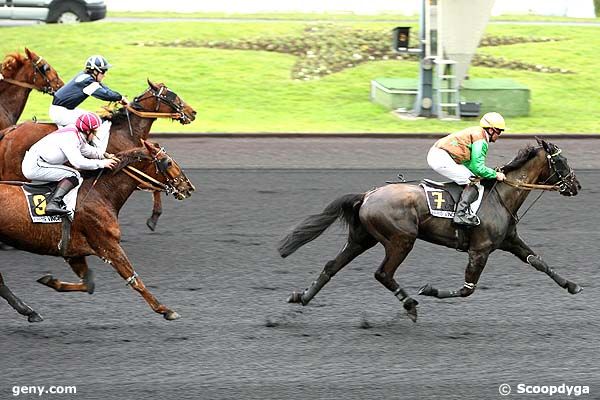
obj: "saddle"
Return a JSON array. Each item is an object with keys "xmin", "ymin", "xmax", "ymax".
[
  {"xmin": 23, "ymin": 181, "xmax": 58, "ymax": 194},
  {"xmin": 22, "ymin": 181, "xmax": 79, "ymax": 224}
]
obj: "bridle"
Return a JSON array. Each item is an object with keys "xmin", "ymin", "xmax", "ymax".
[
  {"xmin": 502, "ymin": 147, "xmax": 576, "ymax": 193},
  {"xmin": 1, "ymin": 56, "xmax": 59, "ymax": 95},
  {"xmin": 122, "ymin": 147, "xmax": 187, "ymax": 197},
  {"xmin": 494, "ymin": 146, "xmax": 577, "ymax": 223},
  {"xmin": 544, "ymin": 148, "xmax": 578, "ymax": 194},
  {"xmin": 125, "ymin": 85, "xmax": 190, "ymax": 123},
  {"xmin": 75, "ymin": 147, "xmax": 190, "ymax": 211}
]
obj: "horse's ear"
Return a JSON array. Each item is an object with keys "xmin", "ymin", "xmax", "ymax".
[
  {"xmin": 24, "ymin": 48, "xmax": 34, "ymax": 60},
  {"xmin": 536, "ymin": 137, "xmax": 550, "ymax": 152},
  {"xmin": 535, "ymin": 136, "xmax": 544, "ymax": 147},
  {"xmin": 147, "ymin": 79, "xmax": 159, "ymax": 91},
  {"xmin": 141, "ymin": 139, "xmax": 155, "ymax": 154}
]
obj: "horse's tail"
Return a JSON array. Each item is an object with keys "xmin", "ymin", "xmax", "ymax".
[{"xmin": 277, "ymin": 193, "xmax": 365, "ymax": 258}]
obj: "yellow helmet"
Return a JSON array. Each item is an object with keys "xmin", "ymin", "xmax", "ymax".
[{"xmin": 480, "ymin": 112, "xmax": 506, "ymax": 130}]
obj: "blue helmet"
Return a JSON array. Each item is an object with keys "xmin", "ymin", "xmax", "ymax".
[{"xmin": 84, "ymin": 55, "xmax": 112, "ymax": 73}]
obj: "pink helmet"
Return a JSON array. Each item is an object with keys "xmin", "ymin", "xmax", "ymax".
[{"xmin": 75, "ymin": 112, "xmax": 102, "ymax": 133}]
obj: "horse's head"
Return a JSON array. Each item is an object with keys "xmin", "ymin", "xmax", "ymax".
[
  {"xmin": 129, "ymin": 80, "xmax": 196, "ymax": 124},
  {"xmin": 536, "ymin": 138, "xmax": 581, "ymax": 196},
  {"xmin": 0, "ymin": 48, "xmax": 64, "ymax": 94},
  {"xmin": 114, "ymin": 140, "xmax": 195, "ymax": 200}
]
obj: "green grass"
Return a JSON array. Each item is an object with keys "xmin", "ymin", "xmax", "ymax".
[
  {"xmin": 1, "ymin": 17, "xmax": 599, "ymax": 133},
  {"xmin": 107, "ymin": 11, "xmax": 420, "ymax": 21},
  {"xmin": 107, "ymin": 11, "xmax": 600, "ymax": 23}
]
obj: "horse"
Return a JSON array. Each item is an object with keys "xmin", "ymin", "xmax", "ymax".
[
  {"xmin": 0, "ymin": 140, "xmax": 194, "ymax": 322},
  {"xmin": 0, "ymin": 48, "xmax": 63, "ymax": 129},
  {"xmin": 0, "ymin": 79, "xmax": 196, "ymax": 230},
  {"xmin": 278, "ymin": 139, "xmax": 582, "ymax": 322}
]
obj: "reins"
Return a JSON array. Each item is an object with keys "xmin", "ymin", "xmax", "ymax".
[
  {"xmin": 492, "ymin": 180, "xmax": 547, "ymax": 224},
  {"xmin": 501, "ymin": 179, "xmax": 559, "ymax": 191},
  {"xmin": 1, "ymin": 77, "xmax": 40, "ymax": 91},
  {"xmin": 122, "ymin": 165, "xmax": 170, "ymax": 192},
  {"xmin": 124, "ymin": 105, "xmax": 181, "ymax": 120},
  {"xmin": 494, "ymin": 163, "xmax": 564, "ymax": 223}
]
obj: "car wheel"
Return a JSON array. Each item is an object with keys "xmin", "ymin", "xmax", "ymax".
[{"xmin": 47, "ymin": 2, "xmax": 90, "ymax": 24}]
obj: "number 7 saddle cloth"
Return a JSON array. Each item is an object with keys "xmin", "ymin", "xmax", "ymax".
[{"xmin": 420, "ymin": 179, "xmax": 483, "ymax": 219}]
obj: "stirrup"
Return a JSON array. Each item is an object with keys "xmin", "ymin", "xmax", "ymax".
[
  {"xmin": 453, "ymin": 213, "xmax": 480, "ymax": 226},
  {"xmin": 45, "ymin": 203, "xmax": 69, "ymax": 216}
]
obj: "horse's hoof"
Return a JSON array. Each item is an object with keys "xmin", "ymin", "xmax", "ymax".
[
  {"xmin": 27, "ymin": 311, "xmax": 44, "ymax": 323},
  {"xmin": 567, "ymin": 281, "xmax": 582, "ymax": 295},
  {"xmin": 403, "ymin": 298, "xmax": 419, "ymax": 323},
  {"xmin": 418, "ymin": 284, "xmax": 437, "ymax": 297},
  {"xmin": 287, "ymin": 291, "xmax": 303, "ymax": 304},
  {"xmin": 164, "ymin": 310, "xmax": 181, "ymax": 321},
  {"xmin": 36, "ymin": 274, "xmax": 54, "ymax": 287},
  {"xmin": 85, "ymin": 270, "xmax": 95, "ymax": 295},
  {"xmin": 146, "ymin": 218, "xmax": 157, "ymax": 232}
]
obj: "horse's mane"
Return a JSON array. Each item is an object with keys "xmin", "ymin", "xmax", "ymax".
[
  {"xmin": 111, "ymin": 148, "xmax": 152, "ymax": 174},
  {"xmin": 1, "ymin": 53, "xmax": 26, "ymax": 78},
  {"xmin": 501, "ymin": 145, "xmax": 542, "ymax": 173},
  {"xmin": 103, "ymin": 94, "xmax": 149, "ymax": 125},
  {"xmin": 105, "ymin": 106, "xmax": 130, "ymax": 124}
]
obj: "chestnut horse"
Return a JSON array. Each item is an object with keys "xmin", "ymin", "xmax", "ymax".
[
  {"xmin": 0, "ymin": 80, "xmax": 196, "ymax": 229},
  {"xmin": 0, "ymin": 48, "xmax": 63, "ymax": 129},
  {"xmin": 278, "ymin": 139, "xmax": 582, "ymax": 322},
  {"xmin": 0, "ymin": 141, "xmax": 194, "ymax": 322}
]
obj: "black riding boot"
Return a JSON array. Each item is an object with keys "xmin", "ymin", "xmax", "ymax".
[
  {"xmin": 453, "ymin": 185, "xmax": 480, "ymax": 226},
  {"xmin": 45, "ymin": 178, "xmax": 77, "ymax": 216}
]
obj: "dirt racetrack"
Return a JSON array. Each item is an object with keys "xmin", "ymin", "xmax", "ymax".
[{"xmin": 1, "ymin": 137, "xmax": 598, "ymax": 399}]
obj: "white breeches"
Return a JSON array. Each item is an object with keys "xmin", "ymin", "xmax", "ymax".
[
  {"xmin": 22, "ymin": 151, "xmax": 82, "ymax": 184},
  {"xmin": 49, "ymin": 104, "xmax": 111, "ymax": 153},
  {"xmin": 427, "ymin": 146, "xmax": 484, "ymax": 211}
]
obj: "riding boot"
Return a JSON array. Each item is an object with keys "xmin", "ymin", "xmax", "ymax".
[
  {"xmin": 45, "ymin": 178, "xmax": 77, "ymax": 216},
  {"xmin": 453, "ymin": 185, "xmax": 480, "ymax": 226}
]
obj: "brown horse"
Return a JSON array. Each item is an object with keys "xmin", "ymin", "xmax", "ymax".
[
  {"xmin": 0, "ymin": 48, "xmax": 63, "ymax": 129},
  {"xmin": 0, "ymin": 79, "xmax": 196, "ymax": 229},
  {"xmin": 278, "ymin": 139, "xmax": 582, "ymax": 322},
  {"xmin": 0, "ymin": 141, "xmax": 194, "ymax": 322}
]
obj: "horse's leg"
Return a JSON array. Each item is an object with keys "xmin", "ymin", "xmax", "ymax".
[
  {"xmin": 288, "ymin": 225, "xmax": 377, "ymax": 306},
  {"xmin": 0, "ymin": 272, "xmax": 43, "ymax": 322},
  {"xmin": 146, "ymin": 191, "xmax": 162, "ymax": 231},
  {"xmin": 419, "ymin": 249, "xmax": 491, "ymax": 299},
  {"xmin": 98, "ymin": 243, "xmax": 180, "ymax": 320},
  {"xmin": 373, "ymin": 236, "xmax": 419, "ymax": 322},
  {"xmin": 37, "ymin": 256, "xmax": 95, "ymax": 294},
  {"xmin": 500, "ymin": 233, "xmax": 582, "ymax": 294}
]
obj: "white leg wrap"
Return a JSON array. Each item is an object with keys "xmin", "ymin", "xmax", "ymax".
[{"xmin": 125, "ymin": 271, "xmax": 138, "ymax": 286}]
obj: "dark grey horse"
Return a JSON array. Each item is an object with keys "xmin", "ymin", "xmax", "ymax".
[{"xmin": 278, "ymin": 139, "xmax": 582, "ymax": 322}]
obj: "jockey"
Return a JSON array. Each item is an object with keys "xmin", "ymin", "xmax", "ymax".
[
  {"xmin": 22, "ymin": 112, "xmax": 118, "ymax": 216},
  {"xmin": 427, "ymin": 112, "xmax": 507, "ymax": 226},
  {"xmin": 49, "ymin": 55, "xmax": 129, "ymax": 154}
]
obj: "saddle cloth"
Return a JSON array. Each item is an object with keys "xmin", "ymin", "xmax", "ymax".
[
  {"xmin": 22, "ymin": 182, "xmax": 80, "ymax": 224},
  {"xmin": 420, "ymin": 179, "xmax": 483, "ymax": 219}
]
